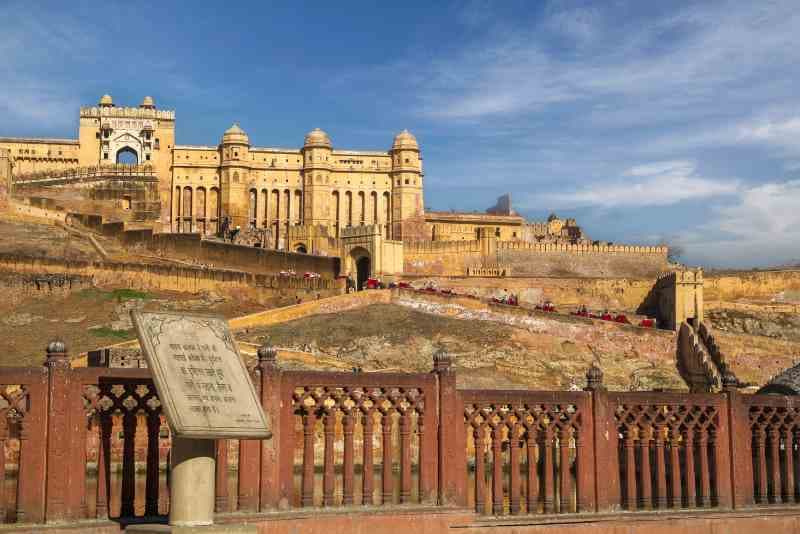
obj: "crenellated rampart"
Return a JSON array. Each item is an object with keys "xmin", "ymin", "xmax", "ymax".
[{"xmin": 403, "ymin": 238, "xmax": 669, "ymax": 277}]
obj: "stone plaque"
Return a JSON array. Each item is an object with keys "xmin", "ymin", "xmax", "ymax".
[{"xmin": 131, "ymin": 311, "xmax": 270, "ymax": 439}]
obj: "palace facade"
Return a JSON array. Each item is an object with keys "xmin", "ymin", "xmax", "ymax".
[{"xmin": 1, "ymin": 94, "xmax": 589, "ymax": 250}]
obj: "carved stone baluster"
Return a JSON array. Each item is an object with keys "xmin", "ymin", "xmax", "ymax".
[
  {"xmin": 0, "ymin": 420, "xmax": 6, "ymax": 523},
  {"xmin": 698, "ymin": 430, "xmax": 710, "ymax": 507},
  {"xmin": 793, "ymin": 428, "xmax": 800, "ymax": 504},
  {"xmin": 145, "ymin": 411, "xmax": 161, "ymax": 517},
  {"xmin": 639, "ymin": 425, "xmax": 652, "ymax": 510},
  {"xmin": 474, "ymin": 426, "xmax": 486, "ymax": 514},
  {"xmin": 399, "ymin": 411, "xmax": 412, "ymax": 504},
  {"xmin": 783, "ymin": 428, "xmax": 794, "ymax": 504},
  {"xmin": 323, "ymin": 410, "xmax": 336, "ymax": 507},
  {"xmin": 417, "ymin": 412, "xmax": 425, "ymax": 504},
  {"xmin": 381, "ymin": 410, "xmax": 393, "ymax": 505},
  {"xmin": 624, "ymin": 428, "xmax": 637, "ymax": 510},
  {"xmin": 669, "ymin": 427, "xmax": 682, "ymax": 509},
  {"xmin": 491, "ymin": 425, "xmax": 503, "ymax": 516},
  {"xmin": 559, "ymin": 427, "xmax": 571, "ymax": 514},
  {"xmin": 755, "ymin": 425, "xmax": 768, "ymax": 504},
  {"xmin": 543, "ymin": 427, "xmax": 554, "ymax": 514},
  {"xmin": 655, "ymin": 423, "xmax": 667, "ymax": 509},
  {"xmin": 526, "ymin": 428, "xmax": 539, "ymax": 514},
  {"xmin": 342, "ymin": 410, "xmax": 355, "ymax": 506},
  {"xmin": 120, "ymin": 408, "xmax": 137, "ymax": 518},
  {"xmin": 769, "ymin": 427, "xmax": 782, "ymax": 504},
  {"xmin": 301, "ymin": 412, "xmax": 316, "ymax": 507},
  {"xmin": 215, "ymin": 440, "xmax": 228, "ymax": 513},
  {"xmin": 362, "ymin": 411, "xmax": 374, "ymax": 506},
  {"xmin": 509, "ymin": 424, "xmax": 521, "ymax": 515},
  {"xmin": 684, "ymin": 427, "xmax": 696, "ymax": 508}
]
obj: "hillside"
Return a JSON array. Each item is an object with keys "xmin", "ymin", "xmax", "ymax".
[{"xmin": 237, "ymin": 303, "xmax": 685, "ymax": 391}]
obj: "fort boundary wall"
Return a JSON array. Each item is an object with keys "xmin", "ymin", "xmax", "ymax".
[
  {"xmin": 127, "ymin": 230, "xmax": 342, "ymax": 278},
  {"xmin": 402, "ymin": 275, "xmax": 659, "ymax": 312},
  {"xmin": 705, "ymin": 269, "xmax": 800, "ymax": 302},
  {"xmin": 5, "ymin": 199, "xmax": 342, "ymax": 279},
  {"xmin": 0, "ymin": 253, "xmax": 342, "ymax": 303},
  {"xmin": 403, "ymin": 238, "xmax": 669, "ymax": 278}
]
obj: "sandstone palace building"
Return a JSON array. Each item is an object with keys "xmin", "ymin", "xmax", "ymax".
[{"xmin": 1, "ymin": 95, "xmax": 669, "ymax": 281}]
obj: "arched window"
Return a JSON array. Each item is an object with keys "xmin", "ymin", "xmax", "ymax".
[
  {"xmin": 249, "ymin": 189, "xmax": 258, "ymax": 228},
  {"xmin": 358, "ymin": 191, "xmax": 366, "ymax": 224},
  {"xmin": 345, "ymin": 191, "xmax": 353, "ymax": 227},
  {"xmin": 332, "ymin": 191, "xmax": 340, "ymax": 237}
]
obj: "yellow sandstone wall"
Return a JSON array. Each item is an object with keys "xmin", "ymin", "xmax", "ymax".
[
  {"xmin": 403, "ymin": 240, "xmax": 669, "ymax": 278},
  {"xmin": 404, "ymin": 275, "xmax": 658, "ymax": 312},
  {"xmin": 0, "ymin": 254, "xmax": 343, "ymax": 303},
  {"xmin": 705, "ymin": 270, "xmax": 800, "ymax": 302}
]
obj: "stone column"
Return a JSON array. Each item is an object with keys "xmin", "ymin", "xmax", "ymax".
[{"xmin": 169, "ymin": 437, "xmax": 215, "ymax": 527}]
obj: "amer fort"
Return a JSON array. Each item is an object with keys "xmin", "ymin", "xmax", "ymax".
[{"xmin": 1, "ymin": 95, "xmax": 800, "ymax": 533}]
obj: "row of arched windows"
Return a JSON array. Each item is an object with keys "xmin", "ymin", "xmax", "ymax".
[
  {"xmin": 331, "ymin": 190, "xmax": 391, "ymax": 238},
  {"xmin": 173, "ymin": 186, "xmax": 219, "ymax": 234}
]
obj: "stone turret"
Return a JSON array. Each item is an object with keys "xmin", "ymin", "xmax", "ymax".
[
  {"xmin": 140, "ymin": 96, "xmax": 155, "ymax": 109},
  {"xmin": 99, "ymin": 94, "xmax": 114, "ymax": 107},
  {"xmin": 219, "ymin": 123, "xmax": 251, "ymax": 229},
  {"xmin": 302, "ymin": 128, "xmax": 333, "ymax": 228},
  {"xmin": 390, "ymin": 130, "xmax": 424, "ymax": 240}
]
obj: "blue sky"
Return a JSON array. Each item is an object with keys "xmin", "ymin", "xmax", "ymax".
[{"xmin": 2, "ymin": 0, "xmax": 800, "ymax": 268}]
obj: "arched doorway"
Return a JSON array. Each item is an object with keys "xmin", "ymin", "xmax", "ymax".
[
  {"xmin": 295, "ymin": 244, "xmax": 307, "ymax": 254},
  {"xmin": 349, "ymin": 247, "xmax": 371, "ymax": 290},
  {"xmin": 356, "ymin": 256, "xmax": 370, "ymax": 290},
  {"xmin": 116, "ymin": 147, "xmax": 138, "ymax": 165}
]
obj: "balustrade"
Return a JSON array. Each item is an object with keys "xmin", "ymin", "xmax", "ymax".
[{"xmin": 0, "ymin": 343, "xmax": 799, "ymax": 527}]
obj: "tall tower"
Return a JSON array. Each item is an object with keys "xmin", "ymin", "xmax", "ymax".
[
  {"xmin": 302, "ymin": 128, "xmax": 332, "ymax": 228},
  {"xmin": 219, "ymin": 123, "xmax": 251, "ymax": 229},
  {"xmin": 390, "ymin": 130, "xmax": 424, "ymax": 240}
]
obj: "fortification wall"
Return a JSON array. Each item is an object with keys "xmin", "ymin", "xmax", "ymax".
[
  {"xmin": 403, "ymin": 239, "xmax": 669, "ymax": 278},
  {"xmin": 0, "ymin": 254, "xmax": 342, "ymax": 303},
  {"xmin": 144, "ymin": 233, "xmax": 341, "ymax": 277},
  {"xmin": 403, "ymin": 275, "xmax": 658, "ymax": 312},
  {"xmin": 705, "ymin": 270, "xmax": 800, "ymax": 302}
]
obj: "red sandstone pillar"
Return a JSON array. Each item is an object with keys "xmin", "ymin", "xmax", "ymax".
[
  {"xmin": 44, "ymin": 341, "xmax": 74, "ymax": 522},
  {"xmin": 257, "ymin": 345, "xmax": 290, "ymax": 510},
  {"xmin": 726, "ymin": 385, "xmax": 753, "ymax": 508},
  {"xmin": 15, "ymin": 368, "xmax": 48, "ymax": 524},
  {"xmin": 586, "ymin": 364, "xmax": 615, "ymax": 512},
  {"xmin": 434, "ymin": 349, "xmax": 467, "ymax": 507},
  {"xmin": 238, "ymin": 367, "xmax": 262, "ymax": 512}
]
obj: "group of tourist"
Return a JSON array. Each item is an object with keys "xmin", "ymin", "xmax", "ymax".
[
  {"xmin": 493, "ymin": 289, "xmax": 519, "ymax": 306},
  {"xmin": 218, "ymin": 217, "xmax": 241, "ymax": 242},
  {"xmin": 571, "ymin": 305, "xmax": 655, "ymax": 328},
  {"xmin": 572, "ymin": 305, "xmax": 630, "ymax": 323}
]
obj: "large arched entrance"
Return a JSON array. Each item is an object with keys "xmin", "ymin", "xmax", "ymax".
[
  {"xmin": 349, "ymin": 246, "xmax": 371, "ymax": 290},
  {"xmin": 116, "ymin": 147, "xmax": 138, "ymax": 165},
  {"xmin": 356, "ymin": 256, "xmax": 370, "ymax": 290}
]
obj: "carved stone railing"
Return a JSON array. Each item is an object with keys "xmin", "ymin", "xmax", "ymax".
[
  {"xmin": 13, "ymin": 164, "xmax": 157, "ymax": 188},
  {"xmin": 0, "ymin": 343, "xmax": 799, "ymax": 527}
]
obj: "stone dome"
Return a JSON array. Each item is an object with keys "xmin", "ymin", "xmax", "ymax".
[
  {"xmin": 140, "ymin": 96, "xmax": 155, "ymax": 109},
  {"xmin": 304, "ymin": 128, "xmax": 332, "ymax": 148},
  {"xmin": 392, "ymin": 129, "xmax": 418, "ymax": 150},
  {"xmin": 99, "ymin": 94, "xmax": 114, "ymax": 107},
  {"xmin": 221, "ymin": 123, "xmax": 250, "ymax": 145}
]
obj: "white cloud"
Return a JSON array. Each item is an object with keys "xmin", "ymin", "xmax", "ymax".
[
  {"xmin": 409, "ymin": 1, "xmax": 800, "ymax": 122},
  {"xmin": 677, "ymin": 180, "xmax": 800, "ymax": 267},
  {"xmin": 531, "ymin": 160, "xmax": 738, "ymax": 209}
]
